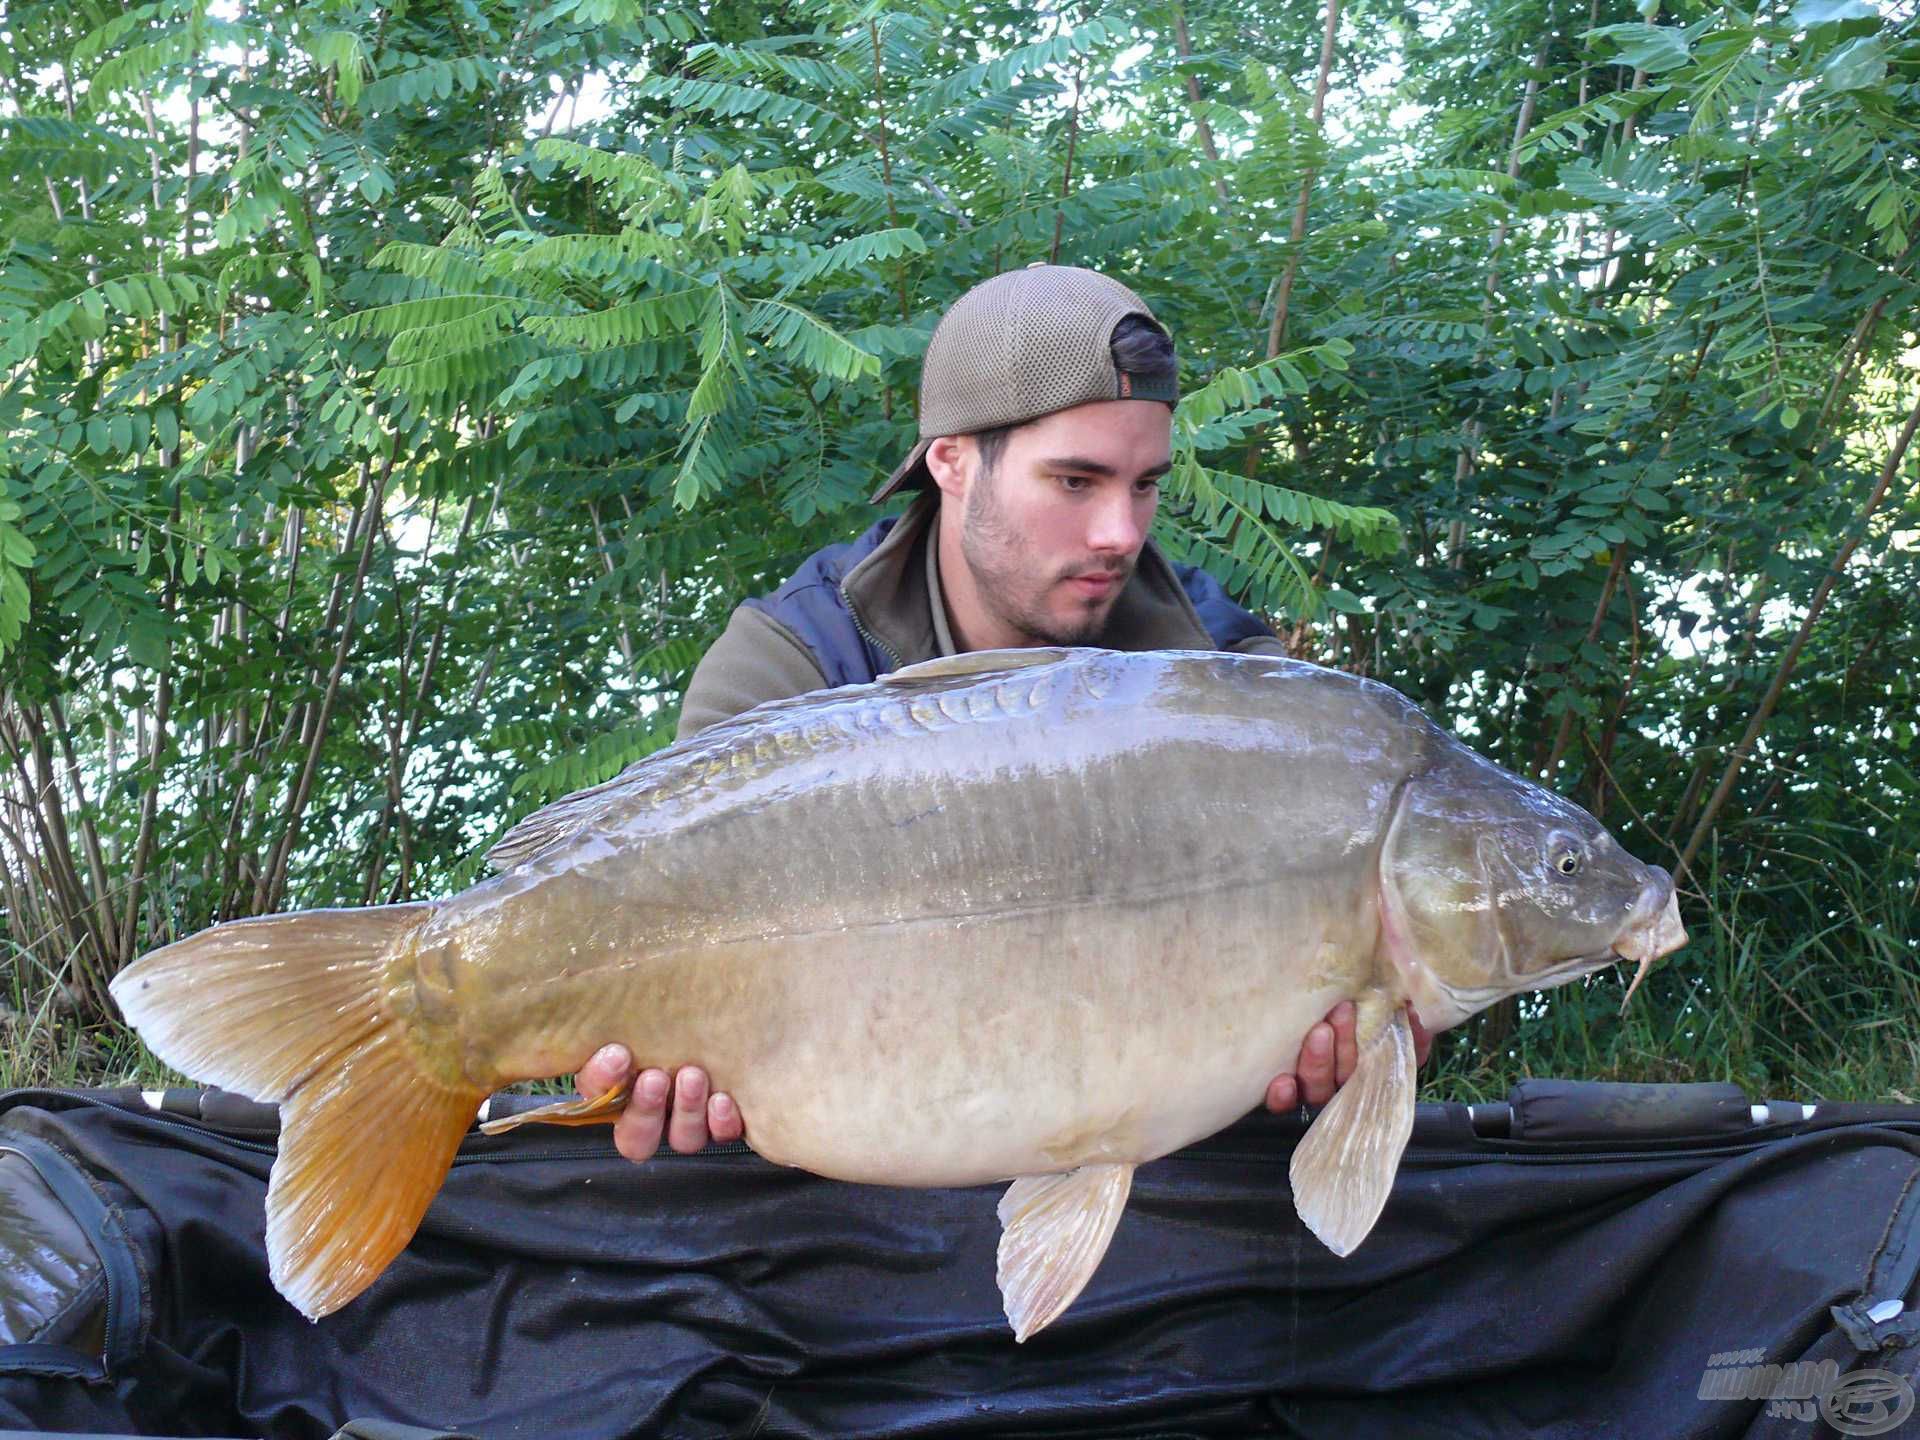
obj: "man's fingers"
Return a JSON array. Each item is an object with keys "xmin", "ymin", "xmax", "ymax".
[
  {"xmin": 612, "ymin": 1068, "xmax": 669, "ymax": 1162},
  {"xmin": 667, "ymin": 1065, "xmax": 711, "ymax": 1153},
  {"xmin": 1278, "ymin": 1003, "xmax": 1428, "ymax": 1114},
  {"xmin": 576, "ymin": 1043, "xmax": 631, "ymax": 1101},
  {"xmin": 591, "ymin": 1059, "xmax": 735, "ymax": 1159},
  {"xmin": 1298, "ymin": 1021, "xmax": 1337, "ymax": 1106},
  {"xmin": 1331, "ymin": 1000, "xmax": 1358, "ymax": 1087},
  {"xmin": 1410, "ymin": 1007, "xmax": 1434, "ymax": 1066},
  {"xmin": 708, "ymin": 1091, "xmax": 744, "ymax": 1145}
]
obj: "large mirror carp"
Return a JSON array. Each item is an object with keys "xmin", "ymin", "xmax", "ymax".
[{"xmin": 113, "ymin": 647, "xmax": 1686, "ymax": 1339}]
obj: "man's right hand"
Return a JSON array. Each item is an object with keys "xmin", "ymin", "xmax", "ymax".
[{"xmin": 574, "ymin": 1045, "xmax": 745, "ymax": 1162}]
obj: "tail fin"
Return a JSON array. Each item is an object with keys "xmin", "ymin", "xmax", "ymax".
[{"xmin": 110, "ymin": 904, "xmax": 486, "ymax": 1320}]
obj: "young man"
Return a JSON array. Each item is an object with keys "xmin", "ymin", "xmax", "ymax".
[{"xmin": 580, "ymin": 264, "xmax": 1431, "ymax": 1160}]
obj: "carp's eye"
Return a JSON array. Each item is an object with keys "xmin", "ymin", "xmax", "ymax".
[{"xmin": 1555, "ymin": 851, "xmax": 1581, "ymax": 876}]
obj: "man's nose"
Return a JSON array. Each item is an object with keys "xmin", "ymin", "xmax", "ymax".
[{"xmin": 1086, "ymin": 491, "xmax": 1145, "ymax": 555}]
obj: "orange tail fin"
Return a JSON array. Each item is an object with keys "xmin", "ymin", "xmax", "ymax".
[{"xmin": 109, "ymin": 904, "xmax": 485, "ymax": 1320}]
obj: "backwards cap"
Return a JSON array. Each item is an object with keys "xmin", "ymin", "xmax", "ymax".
[{"xmin": 870, "ymin": 263, "xmax": 1178, "ymax": 504}]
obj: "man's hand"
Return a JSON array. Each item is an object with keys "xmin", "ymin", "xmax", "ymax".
[
  {"xmin": 574, "ymin": 1046, "xmax": 744, "ymax": 1162},
  {"xmin": 1263, "ymin": 1000, "xmax": 1433, "ymax": 1111},
  {"xmin": 576, "ymin": 1000, "xmax": 1433, "ymax": 1163}
]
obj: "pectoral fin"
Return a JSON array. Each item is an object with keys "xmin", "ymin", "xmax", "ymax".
[
  {"xmin": 995, "ymin": 1163, "xmax": 1134, "ymax": 1343},
  {"xmin": 1289, "ymin": 1003, "xmax": 1417, "ymax": 1257},
  {"xmin": 478, "ymin": 1082, "xmax": 630, "ymax": 1136}
]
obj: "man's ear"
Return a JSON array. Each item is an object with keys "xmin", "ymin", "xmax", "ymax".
[{"xmin": 925, "ymin": 434, "xmax": 971, "ymax": 504}]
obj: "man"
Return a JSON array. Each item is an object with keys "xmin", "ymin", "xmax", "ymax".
[{"xmin": 579, "ymin": 264, "xmax": 1431, "ymax": 1160}]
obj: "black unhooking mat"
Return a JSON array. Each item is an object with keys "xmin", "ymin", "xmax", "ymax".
[{"xmin": 3, "ymin": 1081, "xmax": 1918, "ymax": 1439}]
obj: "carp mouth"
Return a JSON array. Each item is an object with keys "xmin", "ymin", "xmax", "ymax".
[
  {"xmin": 1614, "ymin": 891, "xmax": 1688, "ymax": 1012},
  {"xmin": 1545, "ymin": 888, "xmax": 1689, "ymax": 1012},
  {"xmin": 1439, "ymin": 887, "xmax": 1690, "ymax": 1017}
]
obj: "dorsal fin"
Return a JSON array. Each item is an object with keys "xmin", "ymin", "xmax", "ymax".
[
  {"xmin": 880, "ymin": 647, "xmax": 1078, "ymax": 685},
  {"xmin": 483, "ymin": 687, "xmax": 845, "ymax": 874},
  {"xmin": 486, "ymin": 650, "xmax": 1084, "ymax": 874},
  {"xmin": 484, "ymin": 768, "xmax": 640, "ymax": 874}
]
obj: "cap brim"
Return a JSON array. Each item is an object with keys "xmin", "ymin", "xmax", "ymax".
[{"xmin": 870, "ymin": 436, "xmax": 934, "ymax": 505}]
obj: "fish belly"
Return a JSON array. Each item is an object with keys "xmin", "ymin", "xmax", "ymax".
[
  {"xmin": 443, "ymin": 865, "xmax": 1370, "ymax": 1187},
  {"xmin": 709, "ymin": 883, "xmax": 1365, "ymax": 1186}
]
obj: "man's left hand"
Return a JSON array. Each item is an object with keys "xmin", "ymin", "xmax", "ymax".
[{"xmin": 1264, "ymin": 1000, "xmax": 1434, "ymax": 1111}]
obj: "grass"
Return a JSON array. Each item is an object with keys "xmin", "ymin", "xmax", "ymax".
[
  {"xmin": 2, "ymin": 938, "xmax": 178, "ymax": 1091},
  {"xmin": 6, "ymin": 822, "xmax": 1915, "ymax": 1108}
]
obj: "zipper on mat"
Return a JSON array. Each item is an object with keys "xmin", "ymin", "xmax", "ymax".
[
  {"xmin": 0, "ymin": 1088, "xmax": 756, "ymax": 1162},
  {"xmin": 8, "ymin": 1089, "xmax": 1913, "ymax": 1171}
]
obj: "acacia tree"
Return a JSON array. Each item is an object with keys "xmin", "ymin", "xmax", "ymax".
[{"xmin": 1, "ymin": 0, "xmax": 1915, "ymax": 1091}]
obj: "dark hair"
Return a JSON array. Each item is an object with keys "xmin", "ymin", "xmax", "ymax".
[
  {"xmin": 1110, "ymin": 312, "xmax": 1177, "ymax": 386},
  {"xmin": 972, "ymin": 314, "xmax": 1177, "ymax": 479},
  {"xmin": 974, "ymin": 424, "xmax": 1014, "ymax": 478}
]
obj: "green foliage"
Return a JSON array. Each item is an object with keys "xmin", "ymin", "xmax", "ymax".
[{"xmin": 0, "ymin": 0, "xmax": 1914, "ymax": 1101}]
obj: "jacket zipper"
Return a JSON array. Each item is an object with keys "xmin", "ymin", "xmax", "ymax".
[{"xmin": 842, "ymin": 583, "xmax": 902, "ymax": 672}]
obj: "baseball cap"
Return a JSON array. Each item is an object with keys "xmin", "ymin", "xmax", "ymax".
[{"xmin": 870, "ymin": 263, "xmax": 1179, "ymax": 504}]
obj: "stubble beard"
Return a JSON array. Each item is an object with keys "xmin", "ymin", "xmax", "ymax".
[{"xmin": 959, "ymin": 464, "xmax": 1128, "ymax": 647}]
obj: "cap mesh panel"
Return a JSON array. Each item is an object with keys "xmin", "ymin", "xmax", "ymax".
[{"xmin": 915, "ymin": 266, "xmax": 1169, "ymax": 438}]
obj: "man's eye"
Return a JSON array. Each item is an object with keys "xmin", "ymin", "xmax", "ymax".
[
  {"xmin": 1135, "ymin": 479, "xmax": 1161, "ymax": 495},
  {"xmin": 1059, "ymin": 475, "xmax": 1089, "ymax": 492}
]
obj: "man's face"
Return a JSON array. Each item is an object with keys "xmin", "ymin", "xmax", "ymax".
[{"xmin": 945, "ymin": 400, "xmax": 1172, "ymax": 647}]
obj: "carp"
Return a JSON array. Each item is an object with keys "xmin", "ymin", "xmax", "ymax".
[{"xmin": 112, "ymin": 646, "xmax": 1686, "ymax": 1340}]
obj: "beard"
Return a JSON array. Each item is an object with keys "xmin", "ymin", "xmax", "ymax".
[{"xmin": 958, "ymin": 466, "xmax": 1132, "ymax": 647}]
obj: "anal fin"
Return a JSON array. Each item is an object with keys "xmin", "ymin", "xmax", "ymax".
[
  {"xmin": 479, "ymin": 1082, "xmax": 630, "ymax": 1136},
  {"xmin": 995, "ymin": 1162, "xmax": 1134, "ymax": 1343},
  {"xmin": 1289, "ymin": 1000, "xmax": 1417, "ymax": 1257}
]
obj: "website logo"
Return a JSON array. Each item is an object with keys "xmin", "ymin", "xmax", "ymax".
[{"xmin": 1697, "ymin": 1350, "xmax": 1913, "ymax": 1436}]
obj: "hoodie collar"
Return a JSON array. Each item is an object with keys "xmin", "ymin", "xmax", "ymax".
[{"xmin": 840, "ymin": 490, "xmax": 1217, "ymax": 669}]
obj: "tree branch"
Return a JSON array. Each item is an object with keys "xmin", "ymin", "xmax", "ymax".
[
  {"xmin": 258, "ymin": 454, "xmax": 394, "ymax": 913},
  {"xmin": 1677, "ymin": 384, "xmax": 1920, "ymax": 880}
]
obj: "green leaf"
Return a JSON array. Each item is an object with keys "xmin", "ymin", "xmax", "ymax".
[
  {"xmin": 0, "ymin": 526, "xmax": 34, "ymax": 566},
  {"xmin": 301, "ymin": 253, "xmax": 327, "ymax": 307},
  {"xmin": 1820, "ymin": 37, "xmax": 1886, "ymax": 91},
  {"xmin": 747, "ymin": 299, "xmax": 880, "ymax": 382},
  {"xmin": 1587, "ymin": 22, "xmax": 1694, "ymax": 72},
  {"xmin": 1789, "ymin": 0, "xmax": 1879, "ymax": 27},
  {"xmin": 772, "ymin": 228, "xmax": 928, "ymax": 300},
  {"xmin": 0, "ymin": 566, "xmax": 30, "ymax": 652},
  {"xmin": 684, "ymin": 289, "xmax": 744, "ymax": 424},
  {"xmin": 125, "ymin": 619, "xmax": 169, "ymax": 669}
]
